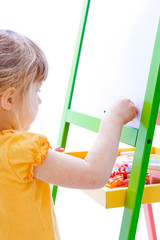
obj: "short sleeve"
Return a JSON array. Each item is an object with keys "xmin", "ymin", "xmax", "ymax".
[{"xmin": 8, "ymin": 132, "xmax": 50, "ymax": 182}]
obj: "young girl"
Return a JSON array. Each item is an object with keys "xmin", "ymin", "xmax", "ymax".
[{"xmin": 0, "ymin": 30, "xmax": 138, "ymax": 240}]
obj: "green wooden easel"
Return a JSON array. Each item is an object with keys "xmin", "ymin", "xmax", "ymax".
[{"xmin": 52, "ymin": 0, "xmax": 160, "ymax": 239}]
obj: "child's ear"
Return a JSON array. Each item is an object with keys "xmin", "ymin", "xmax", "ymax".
[{"xmin": 1, "ymin": 87, "xmax": 17, "ymax": 110}]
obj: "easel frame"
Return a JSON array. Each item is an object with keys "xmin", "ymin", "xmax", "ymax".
[{"xmin": 52, "ymin": 0, "xmax": 160, "ymax": 239}]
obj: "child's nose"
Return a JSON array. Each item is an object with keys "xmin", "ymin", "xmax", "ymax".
[{"xmin": 38, "ymin": 96, "xmax": 42, "ymax": 104}]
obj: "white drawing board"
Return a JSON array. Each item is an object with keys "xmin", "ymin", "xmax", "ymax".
[{"xmin": 71, "ymin": 0, "xmax": 160, "ymax": 129}]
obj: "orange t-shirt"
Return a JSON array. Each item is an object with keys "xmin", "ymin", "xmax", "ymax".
[{"xmin": 0, "ymin": 130, "xmax": 60, "ymax": 240}]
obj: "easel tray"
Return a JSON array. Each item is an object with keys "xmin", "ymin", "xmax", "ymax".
[{"xmin": 66, "ymin": 147, "xmax": 160, "ymax": 209}]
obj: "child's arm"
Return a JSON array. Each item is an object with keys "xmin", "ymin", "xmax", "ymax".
[{"xmin": 34, "ymin": 98, "xmax": 138, "ymax": 189}]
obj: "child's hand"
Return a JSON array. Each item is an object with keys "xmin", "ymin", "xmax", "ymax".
[
  {"xmin": 54, "ymin": 146, "xmax": 64, "ymax": 152},
  {"xmin": 107, "ymin": 97, "xmax": 138, "ymax": 126}
]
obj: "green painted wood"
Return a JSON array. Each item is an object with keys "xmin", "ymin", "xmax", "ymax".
[
  {"xmin": 66, "ymin": 109, "xmax": 138, "ymax": 146},
  {"xmin": 119, "ymin": 19, "xmax": 160, "ymax": 240},
  {"xmin": 66, "ymin": 109, "xmax": 101, "ymax": 132},
  {"xmin": 52, "ymin": 0, "xmax": 91, "ymax": 204},
  {"xmin": 56, "ymin": 0, "xmax": 91, "ymax": 149},
  {"xmin": 120, "ymin": 125, "xmax": 138, "ymax": 147}
]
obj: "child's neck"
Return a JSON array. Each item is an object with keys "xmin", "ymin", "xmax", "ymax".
[{"xmin": 0, "ymin": 111, "xmax": 15, "ymax": 131}]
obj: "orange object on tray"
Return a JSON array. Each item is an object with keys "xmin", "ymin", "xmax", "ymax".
[{"xmin": 106, "ymin": 174, "xmax": 129, "ymax": 188}]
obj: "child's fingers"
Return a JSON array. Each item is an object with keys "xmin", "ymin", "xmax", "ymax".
[
  {"xmin": 54, "ymin": 146, "xmax": 64, "ymax": 152},
  {"xmin": 58, "ymin": 148, "xmax": 65, "ymax": 152}
]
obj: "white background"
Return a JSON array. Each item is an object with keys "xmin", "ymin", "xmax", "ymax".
[{"xmin": 1, "ymin": 1, "xmax": 160, "ymax": 239}]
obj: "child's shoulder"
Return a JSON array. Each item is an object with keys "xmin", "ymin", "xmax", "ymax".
[
  {"xmin": 0, "ymin": 129, "xmax": 49, "ymax": 152},
  {"xmin": 0, "ymin": 130, "xmax": 50, "ymax": 182},
  {"xmin": 0, "ymin": 129, "xmax": 45, "ymax": 140}
]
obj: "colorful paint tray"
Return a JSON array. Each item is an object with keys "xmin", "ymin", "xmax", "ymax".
[{"xmin": 66, "ymin": 147, "xmax": 160, "ymax": 209}]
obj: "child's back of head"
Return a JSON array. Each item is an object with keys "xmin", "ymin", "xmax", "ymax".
[
  {"xmin": 0, "ymin": 30, "xmax": 48, "ymax": 130},
  {"xmin": 0, "ymin": 30, "xmax": 48, "ymax": 98}
]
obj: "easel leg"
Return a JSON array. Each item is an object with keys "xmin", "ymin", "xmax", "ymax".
[
  {"xmin": 52, "ymin": 185, "xmax": 58, "ymax": 204},
  {"xmin": 143, "ymin": 204, "xmax": 157, "ymax": 240}
]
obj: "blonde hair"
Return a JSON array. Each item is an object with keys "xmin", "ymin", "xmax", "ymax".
[
  {"xmin": 0, "ymin": 30, "xmax": 48, "ymax": 130},
  {"xmin": 0, "ymin": 30, "xmax": 48, "ymax": 97}
]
